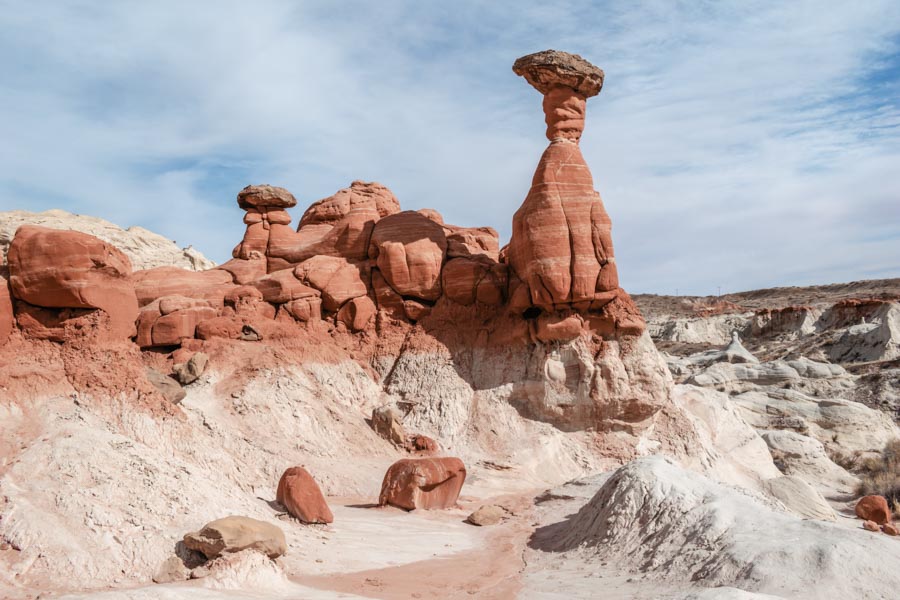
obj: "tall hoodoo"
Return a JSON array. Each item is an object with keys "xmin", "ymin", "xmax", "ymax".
[{"xmin": 508, "ymin": 50, "xmax": 627, "ymax": 322}]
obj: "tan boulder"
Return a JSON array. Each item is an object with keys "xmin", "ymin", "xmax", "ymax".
[
  {"xmin": 146, "ymin": 368, "xmax": 186, "ymax": 404},
  {"xmin": 152, "ymin": 556, "xmax": 191, "ymax": 584},
  {"xmin": 512, "ymin": 49, "xmax": 604, "ymax": 99},
  {"xmin": 183, "ymin": 516, "xmax": 286, "ymax": 560},
  {"xmin": 236, "ymin": 184, "xmax": 297, "ymax": 209},
  {"xmin": 173, "ymin": 351, "xmax": 209, "ymax": 385},
  {"xmin": 378, "ymin": 457, "xmax": 466, "ymax": 511},
  {"xmin": 7, "ymin": 225, "xmax": 138, "ymax": 339},
  {"xmin": 294, "ymin": 256, "xmax": 367, "ymax": 311},
  {"xmin": 276, "ymin": 467, "xmax": 334, "ymax": 524},
  {"xmin": 368, "ymin": 211, "xmax": 447, "ymax": 301},
  {"xmin": 466, "ymin": 504, "xmax": 507, "ymax": 526},
  {"xmin": 371, "ymin": 405, "xmax": 406, "ymax": 445}
]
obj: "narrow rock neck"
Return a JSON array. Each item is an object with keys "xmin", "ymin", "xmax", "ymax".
[{"xmin": 543, "ymin": 86, "xmax": 587, "ymax": 143}]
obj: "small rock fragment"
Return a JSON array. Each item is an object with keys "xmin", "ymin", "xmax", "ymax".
[
  {"xmin": 863, "ymin": 520, "xmax": 881, "ymax": 532},
  {"xmin": 407, "ymin": 434, "xmax": 438, "ymax": 454},
  {"xmin": 466, "ymin": 504, "xmax": 507, "ymax": 526},
  {"xmin": 240, "ymin": 324, "xmax": 262, "ymax": 341},
  {"xmin": 372, "ymin": 405, "xmax": 406, "ymax": 445},
  {"xmin": 146, "ymin": 367, "xmax": 186, "ymax": 404},
  {"xmin": 173, "ymin": 351, "xmax": 209, "ymax": 385},
  {"xmin": 152, "ymin": 555, "xmax": 190, "ymax": 583}
]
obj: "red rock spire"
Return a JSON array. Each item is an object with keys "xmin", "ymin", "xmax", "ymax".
[{"xmin": 507, "ymin": 50, "xmax": 625, "ymax": 320}]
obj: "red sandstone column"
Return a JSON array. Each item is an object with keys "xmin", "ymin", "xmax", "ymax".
[{"xmin": 507, "ymin": 50, "xmax": 618, "ymax": 312}]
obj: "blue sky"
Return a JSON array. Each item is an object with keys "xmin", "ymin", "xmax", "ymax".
[{"xmin": 1, "ymin": 0, "xmax": 898, "ymax": 294}]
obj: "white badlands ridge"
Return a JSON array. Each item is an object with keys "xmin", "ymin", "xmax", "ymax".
[{"xmin": 0, "ymin": 209, "xmax": 214, "ymax": 271}]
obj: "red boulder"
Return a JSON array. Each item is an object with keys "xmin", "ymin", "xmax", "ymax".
[
  {"xmin": 294, "ymin": 256, "xmax": 368, "ymax": 312},
  {"xmin": 368, "ymin": 211, "xmax": 447, "ymax": 302},
  {"xmin": 7, "ymin": 225, "xmax": 138, "ymax": 339},
  {"xmin": 337, "ymin": 296, "xmax": 376, "ymax": 331},
  {"xmin": 378, "ymin": 457, "xmax": 466, "ymax": 511},
  {"xmin": 856, "ymin": 495, "xmax": 892, "ymax": 525},
  {"xmin": 276, "ymin": 467, "xmax": 334, "ymax": 524}
]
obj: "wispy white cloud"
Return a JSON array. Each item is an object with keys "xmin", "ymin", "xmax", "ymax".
[{"xmin": 1, "ymin": 0, "xmax": 898, "ymax": 294}]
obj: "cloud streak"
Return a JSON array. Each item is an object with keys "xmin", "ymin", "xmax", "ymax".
[{"xmin": 1, "ymin": 0, "xmax": 898, "ymax": 294}]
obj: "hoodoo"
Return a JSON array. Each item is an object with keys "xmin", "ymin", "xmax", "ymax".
[{"xmin": 507, "ymin": 50, "xmax": 641, "ymax": 336}]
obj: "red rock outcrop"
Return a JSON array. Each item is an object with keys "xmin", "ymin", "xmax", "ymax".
[
  {"xmin": 7, "ymin": 225, "xmax": 138, "ymax": 339},
  {"xmin": 216, "ymin": 257, "xmax": 267, "ymax": 285},
  {"xmin": 262, "ymin": 181, "xmax": 401, "ymax": 271},
  {"xmin": 134, "ymin": 267, "xmax": 236, "ymax": 308},
  {"xmin": 337, "ymin": 295, "xmax": 376, "ymax": 331},
  {"xmin": 441, "ymin": 257, "xmax": 507, "ymax": 306},
  {"xmin": 252, "ymin": 269, "xmax": 320, "ymax": 305},
  {"xmin": 294, "ymin": 256, "xmax": 368, "ymax": 312},
  {"xmin": 856, "ymin": 495, "xmax": 892, "ymax": 525},
  {"xmin": 378, "ymin": 457, "xmax": 466, "ymax": 511},
  {"xmin": 445, "ymin": 226, "xmax": 500, "ymax": 260},
  {"xmin": 0, "ymin": 273, "xmax": 13, "ymax": 345},
  {"xmin": 506, "ymin": 50, "xmax": 637, "ymax": 335},
  {"xmin": 276, "ymin": 467, "xmax": 334, "ymax": 524},
  {"xmin": 136, "ymin": 296, "xmax": 218, "ymax": 348},
  {"xmin": 368, "ymin": 211, "xmax": 447, "ymax": 302}
]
